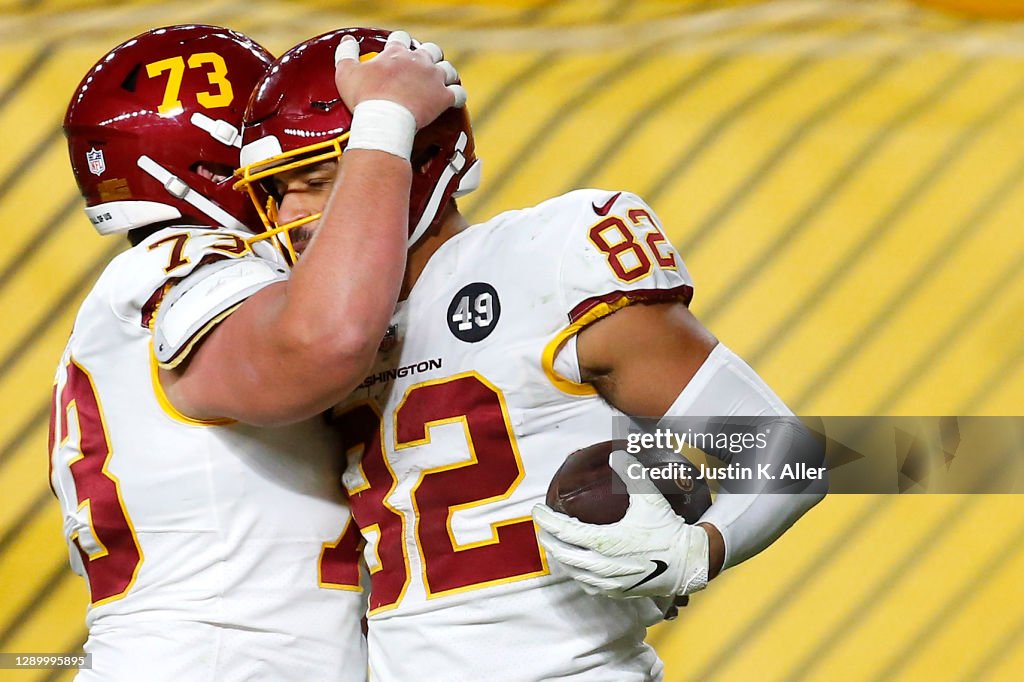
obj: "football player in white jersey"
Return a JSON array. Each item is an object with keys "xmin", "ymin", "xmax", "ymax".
[
  {"xmin": 53, "ymin": 25, "xmax": 462, "ymax": 681},
  {"xmin": 236, "ymin": 28, "xmax": 826, "ymax": 681}
]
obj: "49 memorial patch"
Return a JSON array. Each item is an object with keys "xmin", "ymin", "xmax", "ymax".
[{"xmin": 447, "ymin": 282, "xmax": 500, "ymax": 343}]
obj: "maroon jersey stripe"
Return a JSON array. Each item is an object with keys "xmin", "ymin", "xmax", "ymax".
[{"xmin": 568, "ymin": 284, "xmax": 694, "ymax": 323}]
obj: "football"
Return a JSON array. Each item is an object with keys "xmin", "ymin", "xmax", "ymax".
[{"xmin": 545, "ymin": 439, "xmax": 712, "ymax": 524}]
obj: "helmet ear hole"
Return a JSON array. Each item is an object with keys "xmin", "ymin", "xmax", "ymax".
[
  {"xmin": 121, "ymin": 64, "xmax": 142, "ymax": 92},
  {"xmin": 190, "ymin": 161, "xmax": 234, "ymax": 184},
  {"xmin": 412, "ymin": 143, "xmax": 442, "ymax": 173}
]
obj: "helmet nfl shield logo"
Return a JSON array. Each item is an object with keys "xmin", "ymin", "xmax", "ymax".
[{"xmin": 86, "ymin": 148, "xmax": 105, "ymax": 176}]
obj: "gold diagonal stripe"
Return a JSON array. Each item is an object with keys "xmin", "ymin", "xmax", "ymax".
[
  {"xmin": 869, "ymin": 517, "xmax": 1024, "ymax": 680},
  {"xmin": 0, "ymin": 238, "xmax": 123, "ymax": 380},
  {"xmin": 790, "ymin": 80, "xmax": 1024, "ymax": 406},
  {"xmin": 688, "ymin": 495, "xmax": 898, "ymax": 680},
  {"xmin": 740, "ymin": 61, "xmax": 983, "ymax": 369}
]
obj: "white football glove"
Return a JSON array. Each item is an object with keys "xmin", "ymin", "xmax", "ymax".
[{"xmin": 532, "ymin": 451, "xmax": 710, "ymax": 599}]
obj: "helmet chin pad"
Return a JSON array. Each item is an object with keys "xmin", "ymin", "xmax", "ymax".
[
  {"xmin": 85, "ymin": 201, "xmax": 182, "ymax": 235},
  {"xmin": 454, "ymin": 158, "xmax": 482, "ymax": 198}
]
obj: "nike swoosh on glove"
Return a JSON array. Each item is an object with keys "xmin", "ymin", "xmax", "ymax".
[{"xmin": 532, "ymin": 451, "xmax": 710, "ymax": 599}]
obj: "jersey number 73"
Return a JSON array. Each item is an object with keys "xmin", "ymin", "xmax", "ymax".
[{"xmin": 49, "ymin": 357, "xmax": 143, "ymax": 606}]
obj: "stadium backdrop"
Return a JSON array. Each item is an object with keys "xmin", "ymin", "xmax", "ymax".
[{"xmin": 0, "ymin": 0, "xmax": 1022, "ymax": 680}]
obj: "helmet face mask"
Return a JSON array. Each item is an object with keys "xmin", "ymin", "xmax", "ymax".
[
  {"xmin": 63, "ymin": 25, "xmax": 273, "ymax": 237},
  {"xmin": 235, "ymin": 27, "xmax": 481, "ymax": 264},
  {"xmin": 234, "ymin": 135, "xmax": 349, "ymax": 264}
]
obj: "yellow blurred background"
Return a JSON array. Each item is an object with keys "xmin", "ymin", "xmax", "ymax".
[{"xmin": 1, "ymin": 0, "xmax": 1022, "ymax": 680}]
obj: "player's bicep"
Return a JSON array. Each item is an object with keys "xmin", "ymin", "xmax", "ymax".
[
  {"xmin": 576, "ymin": 301, "xmax": 716, "ymax": 417},
  {"xmin": 159, "ymin": 280, "xmax": 291, "ymax": 423},
  {"xmin": 149, "ymin": 248, "xmax": 299, "ymax": 424},
  {"xmin": 161, "ymin": 274, "xmax": 378, "ymax": 426}
]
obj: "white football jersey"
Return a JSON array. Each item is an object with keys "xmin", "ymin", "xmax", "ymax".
[
  {"xmin": 49, "ymin": 227, "xmax": 366, "ymax": 682},
  {"xmin": 331, "ymin": 191, "xmax": 694, "ymax": 681}
]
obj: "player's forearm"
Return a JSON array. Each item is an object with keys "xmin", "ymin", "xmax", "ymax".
[
  {"xmin": 700, "ymin": 487, "xmax": 825, "ymax": 571},
  {"xmin": 581, "ymin": 304, "xmax": 827, "ymax": 575},
  {"xmin": 660, "ymin": 345, "xmax": 827, "ymax": 570},
  {"xmin": 276, "ymin": 149, "xmax": 410, "ymax": 372},
  {"xmin": 697, "ymin": 522, "xmax": 726, "ymax": 579}
]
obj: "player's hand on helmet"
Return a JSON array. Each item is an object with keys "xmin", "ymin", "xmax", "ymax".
[
  {"xmin": 532, "ymin": 451, "xmax": 710, "ymax": 599},
  {"xmin": 334, "ymin": 31, "xmax": 466, "ymax": 130}
]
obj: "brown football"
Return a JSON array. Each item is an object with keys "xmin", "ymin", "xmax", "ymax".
[{"xmin": 545, "ymin": 439, "xmax": 712, "ymax": 524}]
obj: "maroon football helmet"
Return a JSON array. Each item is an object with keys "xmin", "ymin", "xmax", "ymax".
[
  {"xmin": 234, "ymin": 27, "xmax": 481, "ymax": 262},
  {"xmin": 64, "ymin": 25, "xmax": 272, "ymax": 236}
]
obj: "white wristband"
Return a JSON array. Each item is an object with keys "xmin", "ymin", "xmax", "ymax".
[{"xmin": 347, "ymin": 100, "xmax": 417, "ymax": 160}]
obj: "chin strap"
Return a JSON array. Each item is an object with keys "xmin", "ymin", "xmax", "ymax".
[
  {"xmin": 408, "ymin": 132, "xmax": 481, "ymax": 247},
  {"xmin": 189, "ymin": 112, "xmax": 242, "ymax": 148},
  {"xmin": 137, "ymin": 155, "xmax": 248, "ymax": 232}
]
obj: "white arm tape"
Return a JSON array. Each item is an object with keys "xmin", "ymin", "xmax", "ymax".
[
  {"xmin": 659, "ymin": 343, "xmax": 826, "ymax": 570},
  {"xmin": 347, "ymin": 100, "xmax": 417, "ymax": 160},
  {"xmin": 153, "ymin": 257, "xmax": 287, "ymax": 368}
]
